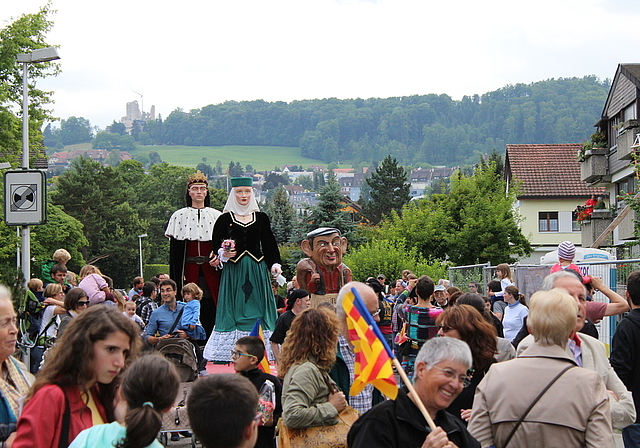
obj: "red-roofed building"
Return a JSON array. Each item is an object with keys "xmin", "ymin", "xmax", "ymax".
[{"xmin": 505, "ymin": 143, "xmax": 605, "ymax": 263}]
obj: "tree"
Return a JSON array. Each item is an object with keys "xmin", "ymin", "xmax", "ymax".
[
  {"xmin": 263, "ymin": 172, "xmax": 289, "ymax": 191},
  {"xmin": 0, "ymin": 4, "xmax": 60, "ymax": 168},
  {"xmin": 382, "ymin": 163, "xmax": 530, "ymax": 265},
  {"xmin": 60, "ymin": 116, "xmax": 93, "ymax": 145},
  {"xmin": 295, "ymin": 175, "xmax": 313, "ymax": 191},
  {"xmin": 106, "ymin": 121, "xmax": 126, "ymax": 135},
  {"xmin": 228, "ymin": 161, "xmax": 244, "ymax": 177},
  {"xmin": 50, "ymin": 156, "xmax": 149, "ymax": 286},
  {"xmin": 306, "ymin": 172, "xmax": 360, "ymax": 244},
  {"xmin": 263, "ymin": 186, "xmax": 298, "ymax": 244},
  {"xmin": 362, "ymin": 155, "xmax": 411, "ymax": 224}
]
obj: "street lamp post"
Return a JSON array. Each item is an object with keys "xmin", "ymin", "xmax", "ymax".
[
  {"xmin": 16, "ymin": 47, "xmax": 60, "ymax": 286},
  {"xmin": 138, "ymin": 234, "xmax": 148, "ymax": 278}
]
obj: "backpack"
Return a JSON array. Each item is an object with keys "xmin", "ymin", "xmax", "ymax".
[
  {"xmin": 19, "ymin": 290, "xmax": 45, "ymax": 339},
  {"xmin": 135, "ymin": 296, "xmax": 153, "ymax": 317}
]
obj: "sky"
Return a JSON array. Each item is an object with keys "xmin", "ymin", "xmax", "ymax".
[{"xmin": 3, "ymin": 0, "xmax": 640, "ymax": 130}]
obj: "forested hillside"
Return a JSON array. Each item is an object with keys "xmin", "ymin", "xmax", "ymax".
[{"xmin": 143, "ymin": 76, "xmax": 609, "ymax": 166}]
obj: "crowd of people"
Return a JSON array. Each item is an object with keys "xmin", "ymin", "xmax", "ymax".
[{"xmin": 2, "ymin": 168, "xmax": 640, "ymax": 448}]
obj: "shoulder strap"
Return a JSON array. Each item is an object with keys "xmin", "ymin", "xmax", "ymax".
[
  {"xmin": 58, "ymin": 389, "xmax": 71, "ymax": 448},
  {"xmin": 502, "ymin": 364, "xmax": 575, "ymax": 448},
  {"xmin": 168, "ymin": 305, "xmax": 185, "ymax": 334}
]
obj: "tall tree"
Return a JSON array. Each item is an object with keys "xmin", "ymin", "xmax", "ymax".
[
  {"xmin": 306, "ymin": 172, "xmax": 359, "ymax": 244},
  {"xmin": 59, "ymin": 116, "xmax": 93, "ymax": 145},
  {"xmin": 263, "ymin": 186, "xmax": 298, "ymax": 244},
  {"xmin": 0, "ymin": 4, "xmax": 59, "ymax": 167},
  {"xmin": 362, "ymin": 155, "xmax": 411, "ymax": 224},
  {"xmin": 50, "ymin": 156, "xmax": 149, "ymax": 286}
]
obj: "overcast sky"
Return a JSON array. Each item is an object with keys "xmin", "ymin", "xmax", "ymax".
[{"xmin": 4, "ymin": 0, "xmax": 640, "ymax": 130}]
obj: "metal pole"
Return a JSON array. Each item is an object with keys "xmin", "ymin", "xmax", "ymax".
[
  {"xmin": 21, "ymin": 61, "xmax": 30, "ymax": 286},
  {"xmin": 138, "ymin": 236, "xmax": 143, "ymax": 278}
]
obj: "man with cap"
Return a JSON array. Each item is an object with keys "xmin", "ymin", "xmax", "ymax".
[
  {"xmin": 432, "ymin": 284, "xmax": 450, "ymax": 308},
  {"xmin": 269, "ymin": 289, "xmax": 311, "ymax": 363},
  {"xmin": 296, "ymin": 227, "xmax": 352, "ymax": 308},
  {"xmin": 165, "ymin": 170, "xmax": 222, "ymax": 336}
]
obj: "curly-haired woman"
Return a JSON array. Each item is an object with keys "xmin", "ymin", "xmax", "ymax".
[{"xmin": 279, "ymin": 308, "xmax": 347, "ymax": 430}]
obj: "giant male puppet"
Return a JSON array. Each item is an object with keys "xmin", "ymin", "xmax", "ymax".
[
  {"xmin": 165, "ymin": 170, "xmax": 221, "ymax": 336},
  {"xmin": 296, "ymin": 227, "xmax": 352, "ymax": 307}
]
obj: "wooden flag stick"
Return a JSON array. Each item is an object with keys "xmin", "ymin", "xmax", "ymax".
[{"xmin": 392, "ymin": 357, "xmax": 437, "ymax": 430}]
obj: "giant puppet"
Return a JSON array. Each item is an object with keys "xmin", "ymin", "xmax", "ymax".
[
  {"xmin": 296, "ymin": 227, "xmax": 352, "ymax": 308},
  {"xmin": 203, "ymin": 177, "xmax": 282, "ymax": 362},
  {"xmin": 165, "ymin": 170, "xmax": 221, "ymax": 336}
]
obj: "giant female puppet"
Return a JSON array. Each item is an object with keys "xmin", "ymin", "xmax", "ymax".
[
  {"xmin": 203, "ymin": 177, "xmax": 282, "ymax": 362},
  {"xmin": 165, "ymin": 170, "xmax": 221, "ymax": 336}
]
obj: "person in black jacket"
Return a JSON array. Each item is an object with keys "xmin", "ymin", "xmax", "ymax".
[
  {"xmin": 232, "ymin": 336, "xmax": 282, "ymax": 448},
  {"xmin": 348, "ymin": 337, "xmax": 480, "ymax": 448},
  {"xmin": 611, "ymin": 270, "xmax": 640, "ymax": 447}
]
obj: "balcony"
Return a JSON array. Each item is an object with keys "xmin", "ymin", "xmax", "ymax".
[
  {"xmin": 618, "ymin": 208, "xmax": 636, "ymax": 240},
  {"xmin": 580, "ymin": 148, "xmax": 607, "ymax": 183},
  {"xmin": 616, "ymin": 120, "xmax": 640, "ymax": 160},
  {"xmin": 581, "ymin": 209, "xmax": 613, "ymax": 247}
]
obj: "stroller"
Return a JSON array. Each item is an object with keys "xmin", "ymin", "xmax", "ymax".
[
  {"xmin": 156, "ymin": 338, "xmax": 199, "ymax": 446},
  {"xmin": 156, "ymin": 338, "xmax": 199, "ymax": 382}
]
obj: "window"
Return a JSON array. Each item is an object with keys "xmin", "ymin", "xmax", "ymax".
[
  {"xmin": 572, "ymin": 210, "xmax": 581, "ymax": 232},
  {"xmin": 539, "ymin": 212, "xmax": 558, "ymax": 232}
]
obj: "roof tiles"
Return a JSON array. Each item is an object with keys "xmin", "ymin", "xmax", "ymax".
[{"xmin": 505, "ymin": 144, "xmax": 605, "ymax": 198}]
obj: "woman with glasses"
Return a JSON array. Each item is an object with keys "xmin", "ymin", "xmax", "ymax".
[
  {"xmin": 278, "ymin": 308, "xmax": 347, "ymax": 430},
  {"xmin": 436, "ymin": 305, "xmax": 497, "ymax": 424},
  {"xmin": 56, "ymin": 288, "xmax": 90, "ymax": 339},
  {"xmin": 348, "ymin": 337, "xmax": 480, "ymax": 448}
]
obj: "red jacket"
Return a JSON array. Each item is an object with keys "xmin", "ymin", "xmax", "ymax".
[{"xmin": 13, "ymin": 384, "xmax": 107, "ymax": 448}]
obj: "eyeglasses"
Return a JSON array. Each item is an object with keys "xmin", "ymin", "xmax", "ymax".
[
  {"xmin": 231, "ymin": 350, "xmax": 255, "ymax": 360},
  {"xmin": 436, "ymin": 325, "xmax": 455, "ymax": 333},
  {"xmin": 189, "ymin": 186, "xmax": 208, "ymax": 192},
  {"xmin": 77, "ymin": 301, "xmax": 89, "ymax": 307},
  {"xmin": 429, "ymin": 365, "xmax": 473, "ymax": 388},
  {"xmin": 370, "ymin": 309, "xmax": 381, "ymax": 317}
]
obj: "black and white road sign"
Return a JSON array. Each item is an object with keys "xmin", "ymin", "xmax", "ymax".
[{"xmin": 4, "ymin": 170, "xmax": 46, "ymax": 225}]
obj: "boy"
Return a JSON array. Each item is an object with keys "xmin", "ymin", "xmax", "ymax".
[
  {"xmin": 232, "ymin": 336, "xmax": 282, "ymax": 448},
  {"xmin": 188, "ymin": 374, "xmax": 260, "ymax": 448}
]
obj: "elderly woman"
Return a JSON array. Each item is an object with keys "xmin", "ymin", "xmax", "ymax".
[
  {"xmin": 204, "ymin": 177, "xmax": 282, "ymax": 362},
  {"xmin": 0, "ymin": 286, "xmax": 34, "ymax": 446},
  {"xmin": 468, "ymin": 288, "xmax": 612, "ymax": 447},
  {"xmin": 279, "ymin": 308, "xmax": 347, "ymax": 430},
  {"xmin": 348, "ymin": 337, "xmax": 480, "ymax": 448}
]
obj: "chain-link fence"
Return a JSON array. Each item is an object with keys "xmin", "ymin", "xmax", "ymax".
[{"xmin": 449, "ymin": 259, "xmax": 640, "ymax": 349}]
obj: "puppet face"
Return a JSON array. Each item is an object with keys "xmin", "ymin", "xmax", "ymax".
[
  {"xmin": 188, "ymin": 183, "xmax": 208, "ymax": 204},
  {"xmin": 301, "ymin": 232, "xmax": 347, "ymax": 270}
]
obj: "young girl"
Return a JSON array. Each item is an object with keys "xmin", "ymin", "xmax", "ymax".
[
  {"xmin": 69, "ymin": 355, "xmax": 180, "ymax": 448},
  {"xmin": 123, "ymin": 302, "xmax": 145, "ymax": 330},
  {"xmin": 489, "ymin": 263, "xmax": 514, "ymax": 304},
  {"xmin": 77, "ymin": 265, "xmax": 112, "ymax": 306},
  {"xmin": 13, "ymin": 306, "xmax": 140, "ymax": 448},
  {"xmin": 180, "ymin": 283, "xmax": 206, "ymax": 340}
]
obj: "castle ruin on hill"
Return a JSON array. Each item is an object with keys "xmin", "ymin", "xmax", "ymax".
[{"xmin": 120, "ymin": 100, "xmax": 156, "ymax": 132}]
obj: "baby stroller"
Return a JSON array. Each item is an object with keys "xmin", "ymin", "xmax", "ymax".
[
  {"xmin": 157, "ymin": 338, "xmax": 199, "ymax": 446},
  {"xmin": 156, "ymin": 338, "xmax": 199, "ymax": 382}
]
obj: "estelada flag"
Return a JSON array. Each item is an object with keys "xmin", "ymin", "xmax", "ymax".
[
  {"xmin": 341, "ymin": 287, "xmax": 398, "ymax": 399},
  {"xmin": 249, "ymin": 318, "xmax": 272, "ymax": 374}
]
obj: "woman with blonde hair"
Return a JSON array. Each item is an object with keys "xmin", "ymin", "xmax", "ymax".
[
  {"xmin": 436, "ymin": 304, "xmax": 497, "ymax": 423},
  {"xmin": 279, "ymin": 308, "xmax": 347, "ymax": 430}
]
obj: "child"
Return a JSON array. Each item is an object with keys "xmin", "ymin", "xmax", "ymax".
[
  {"xmin": 123, "ymin": 301, "xmax": 145, "ymax": 330},
  {"xmin": 69, "ymin": 354, "xmax": 180, "ymax": 448},
  {"xmin": 188, "ymin": 375, "xmax": 260, "ymax": 448},
  {"xmin": 180, "ymin": 283, "xmax": 206, "ymax": 340},
  {"xmin": 231, "ymin": 337, "xmax": 282, "ymax": 448},
  {"xmin": 551, "ymin": 240, "xmax": 590, "ymax": 284},
  {"xmin": 41, "ymin": 249, "xmax": 71, "ymax": 284},
  {"xmin": 77, "ymin": 265, "xmax": 111, "ymax": 306}
]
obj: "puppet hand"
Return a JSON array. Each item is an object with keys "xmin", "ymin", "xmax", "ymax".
[{"xmin": 271, "ymin": 263, "xmax": 282, "ymax": 276}]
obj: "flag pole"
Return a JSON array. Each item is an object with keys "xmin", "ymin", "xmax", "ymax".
[{"xmin": 392, "ymin": 358, "xmax": 437, "ymax": 431}]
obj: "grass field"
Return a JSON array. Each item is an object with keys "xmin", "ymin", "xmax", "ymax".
[
  {"xmin": 132, "ymin": 145, "xmax": 330, "ymax": 171},
  {"xmin": 62, "ymin": 143, "xmax": 335, "ymax": 171}
]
